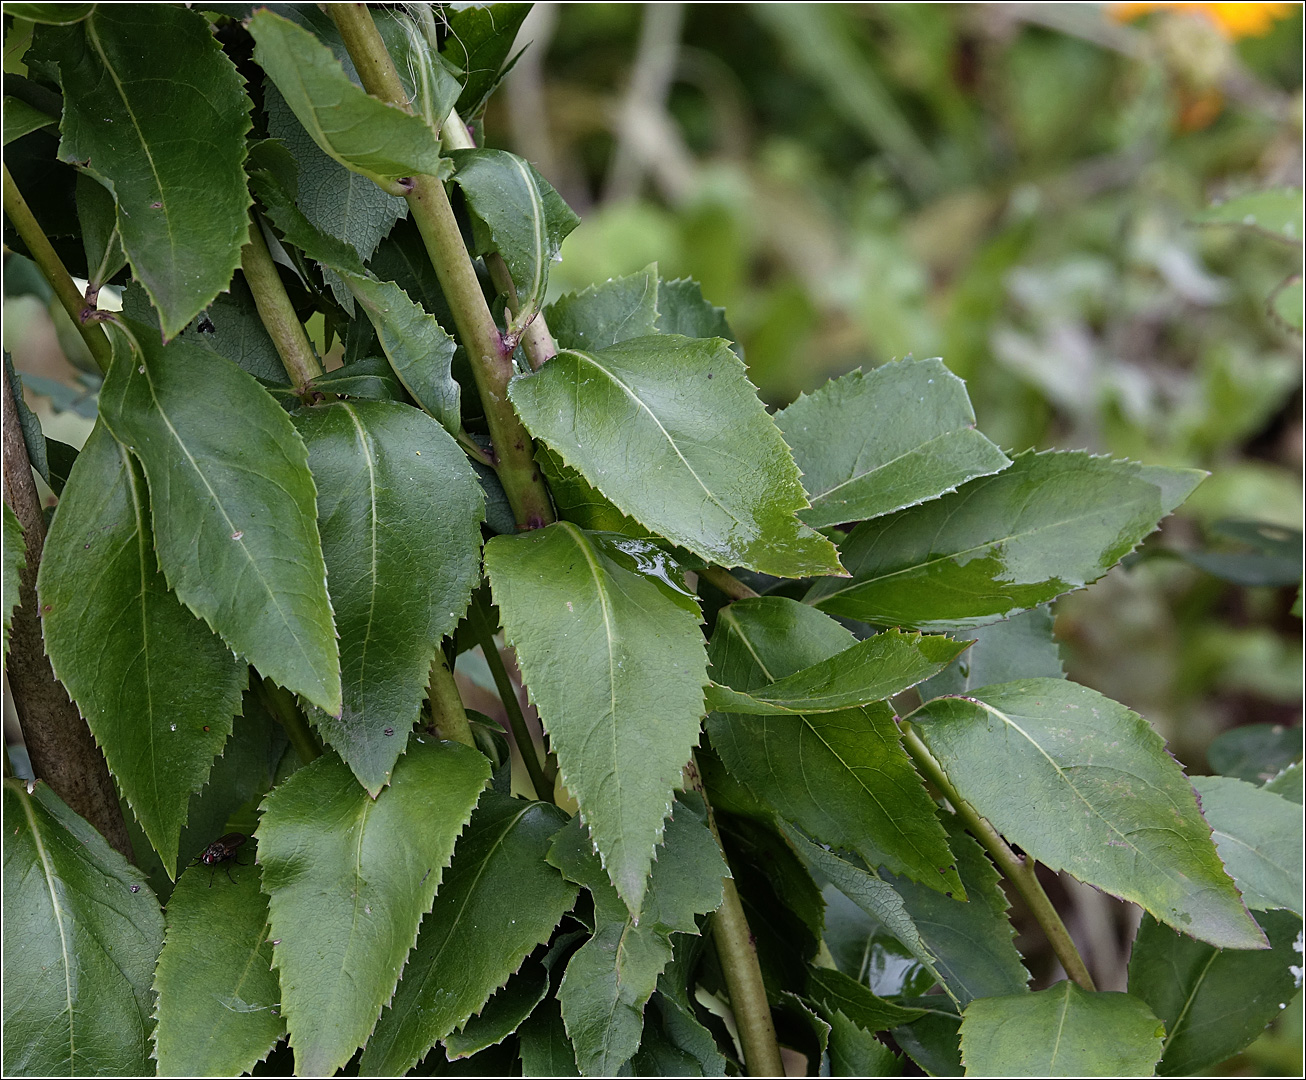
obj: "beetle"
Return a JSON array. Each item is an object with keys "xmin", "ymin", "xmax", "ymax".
[{"xmin": 196, "ymin": 832, "xmax": 248, "ymax": 887}]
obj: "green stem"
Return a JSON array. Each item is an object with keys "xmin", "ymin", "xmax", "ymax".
[
  {"xmin": 699, "ymin": 566, "xmax": 760, "ymax": 602},
  {"xmin": 440, "ymin": 107, "xmax": 559, "ymax": 369},
  {"xmin": 468, "ymin": 600, "xmax": 551, "ymax": 801},
  {"xmin": 257, "ymin": 678, "xmax": 322, "ymax": 764},
  {"xmin": 427, "ymin": 654, "xmax": 475, "ymax": 748},
  {"xmin": 900, "ymin": 724, "xmax": 1097, "ymax": 992},
  {"xmin": 684, "ymin": 756, "xmax": 785, "ymax": 1077},
  {"xmin": 330, "ymin": 3, "xmax": 554, "ymax": 530},
  {"xmin": 3, "ymin": 162, "xmax": 111, "ymax": 373},
  {"xmin": 240, "ymin": 213, "xmax": 323, "ymax": 396}
]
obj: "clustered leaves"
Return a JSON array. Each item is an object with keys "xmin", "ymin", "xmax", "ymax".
[{"xmin": 2, "ymin": 4, "xmax": 1301, "ymax": 1079}]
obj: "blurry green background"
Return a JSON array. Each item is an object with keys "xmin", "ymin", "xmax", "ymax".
[{"xmin": 3, "ymin": 3, "xmax": 1301, "ymax": 1072}]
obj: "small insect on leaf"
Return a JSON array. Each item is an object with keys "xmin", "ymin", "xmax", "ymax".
[{"xmin": 196, "ymin": 832, "xmax": 249, "ymax": 886}]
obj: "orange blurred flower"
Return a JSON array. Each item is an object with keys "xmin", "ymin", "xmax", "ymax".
[{"xmin": 1112, "ymin": 2, "xmax": 1299, "ymax": 38}]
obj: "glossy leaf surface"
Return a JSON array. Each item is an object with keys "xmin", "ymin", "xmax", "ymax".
[
  {"xmin": 339, "ymin": 273, "xmax": 461, "ymax": 436},
  {"xmin": 960, "ymin": 982, "xmax": 1164, "ymax": 1076},
  {"xmin": 510, "ymin": 335, "xmax": 842, "ymax": 577},
  {"xmin": 911, "ymin": 679, "xmax": 1265, "ymax": 948},
  {"xmin": 707, "ymin": 598, "xmax": 961, "ymax": 893},
  {"xmin": 1191, "ymin": 775, "xmax": 1302, "ymax": 915},
  {"xmin": 704, "ymin": 628, "xmax": 968, "ymax": 716},
  {"xmin": 547, "ymin": 266, "xmax": 660, "ymax": 351},
  {"xmin": 919, "ymin": 605, "xmax": 1063, "ymax": 701},
  {"xmin": 806, "ymin": 451, "xmax": 1204, "ymax": 630},
  {"xmin": 449, "ymin": 148, "xmax": 580, "ymax": 332},
  {"xmin": 775, "ymin": 360, "xmax": 1010, "ymax": 529},
  {"xmin": 152, "ymin": 838, "xmax": 283, "ymax": 1076},
  {"xmin": 1128, "ymin": 909, "xmax": 1303, "ymax": 1076},
  {"xmin": 3, "ymin": 503, "xmax": 24, "ymax": 661},
  {"xmin": 362, "ymin": 793, "xmax": 576, "ymax": 1075},
  {"xmin": 549, "ymin": 803, "xmax": 727, "ymax": 1076},
  {"xmin": 38, "ymin": 423, "xmax": 245, "ymax": 875},
  {"xmin": 257, "ymin": 741, "xmax": 490, "ymax": 1076},
  {"xmin": 3, "ymin": 779, "xmax": 163, "ymax": 1077},
  {"xmin": 251, "ymin": 11, "xmax": 447, "ymax": 187},
  {"xmin": 98, "ymin": 325, "xmax": 340, "ymax": 714},
  {"xmin": 485, "ymin": 524, "xmax": 709, "ymax": 915},
  {"xmin": 295, "ymin": 402, "xmax": 482, "ymax": 792},
  {"xmin": 49, "ymin": 6, "xmax": 252, "ymax": 338}
]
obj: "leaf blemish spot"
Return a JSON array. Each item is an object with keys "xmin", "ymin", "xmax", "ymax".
[{"xmin": 231, "ymin": 531, "xmax": 243, "ymax": 540}]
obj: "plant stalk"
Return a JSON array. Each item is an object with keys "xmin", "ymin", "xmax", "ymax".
[
  {"xmin": 684, "ymin": 755, "xmax": 785, "ymax": 1077},
  {"xmin": 330, "ymin": 3, "xmax": 554, "ymax": 529},
  {"xmin": 426, "ymin": 654, "xmax": 475, "ymax": 749},
  {"xmin": 3, "ymin": 163, "xmax": 111, "ymax": 373},
  {"xmin": 699, "ymin": 566, "xmax": 760, "ymax": 602},
  {"xmin": 241, "ymin": 214, "xmax": 323, "ymax": 396},
  {"xmin": 257, "ymin": 678, "xmax": 322, "ymax": 764},
  {"xmin": 468, "ymin": 600, "xmax": 550, "ymax": 801},
  {"xmin": 900, "ymin": 724, "xmax": 1097, "ymax": 991},
  {"xmin": 2, "ymin": 362, "xmax": 133, "ymax": 859}
]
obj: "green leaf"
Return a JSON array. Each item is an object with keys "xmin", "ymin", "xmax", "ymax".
[
  {"xmin": 643, "ymin": 991, "xmax": 728, "ymax": 1076},
  {"xmin": 536, "ymin": 444, "xmax": 659, "ymax": 540},
  {"xmin": 1270, "ymin": 274, "xmax": 1303, "ymax": 333},
  {"xmin": 3, "ymin": 503, "xmax": 25, "ymax": 662},
  {"xmin": 3, "ymin": 778, "xmax": 163, "ymax": 1076},
  {"xmin": 442, "ymin": 957, "xmax": 550, "ymax": 1060},
  {"xmin": 251, "ymin": 11, "xmax": 448, "ymax": 188},
  {"xmin": 1128, "ymin": 909, "xmax": 1303, "ymax": 1076},
  {"xmin": 361, "ymin": 793, "xmax": 576, "ymax": 1075},
  {"xmin": 1264, "ymin": 761, "xmax": 1303, "ymax": 804},
  {"xmin": 6, "ymin": 3, "xmax": 94, "ymax": 24},
  {"xmin": 75, "ymin": 172, "xmax": 125, "ymax": 289},
  {"xmin": 99, "ymin": 324, "xmax": 339, "ymax": 713},
  {"xmin": 186, "ymin": 276, "xmax": 288, "ymax": 386},
  {"xmin": 892, "ymin": 1006, "xmax": 962, "ymax": 1077},
  {"xmin": 510, "ymin": 336, "xmax": 842, "ymax": 577},
  {"xmin": 547, "ymin": 266, "xmax": 660, "ymax": 351},
  {"xmin": 879, "ymin": 814, "xmax": 1030, "ymax": 1005},
  {"xmin": 775, "ymin": 360, "xmax": 1011, "ymax": 529},
  {"xmin": 48, "ymin": 6, "xmax": 252, "ymax": 338},
  {"xmin": 1193, "ymin": 187, "xmax": 1303, "ymax": 245},
  {"xmin": 780, "ymin": 822, "xmax": 950, "ymax": 995},
  {"xmin": 806, "ymin": 967, "xmax": 926, "ymax": 1032},
  {"xmin": 4, "ymin": 95, "xmax": 57, "ymax": 144},
  {"xmin": 310, "ymin": 356, "xmax": 406, "ymax": 403},
  {"xmin": 919, "ymin": 606, "xmax": 1064, "ymax": 701},
  {"xmin": 449, "ymin": 148, "xmax": 579, "ymax": 334},
  {"xmin": 1207, "ymin": 723, "xmax": 1303, "ymax": 785},
  {"xmin": 959, "ymin": 982, "xmax": 1165, "ymax": 1077},
  {"xmin": 518, "ymin": 997, "xmax": 580, "ymax": 1077},
  {"xmin": 294, "ymin": 402, "xmax": 482, "ymax": 792},
  {"xmin": 549, "ymin": 801, "xmax": 727, "ymax": 1076},
  {"xmin": 655, "ymin": 277, "xmax": 739, "ymax": 356},
  {"xmin": 37, "ymin": 423, "xmax": 246, "ymax": 875},
  {"xmin": 484, "ymin": 524, "xmax": 709, "ymax": 916},
  {"xmin": 1192, "ymin": 775, "xmax": 1302, "ymax": 915},
  {"xmin": 440, "ymin": 3, "xmax": 532, "ymax": 118},
  {"xmin": 257, "ymin": 740, "xmax": 490, "ymax": 1076},
  {"xmin": 910, "ymin": 679, "xmax": 1267, "ymax": 949},
  {"xmin": 152, "ymin": 837, "xmax": 284, "ymax": 1076},
  {"xmin": 824, "ymin": 1008, "xmax": 903, "ymax": 1077},
  {"xmin": 704, "ymin": 628, "xmax": 969, "ymax": 716},
  {"xmin": 5, "ymin": 353, "xmax": 49, "ymax": 487},
  {"xmin": 44, "ymin": 438, "xmax": 78, "ymax": 497},
  {"xmin": 706, "ymin": 598, "xmax": 962, "ymax": 894},
  {"xmin": 807, "ymin": 450, "xmax": 1205, "ymax": 630},
  {"xmin": 338, "ymin": 273, "xmax": 461, "ymax": 436}
]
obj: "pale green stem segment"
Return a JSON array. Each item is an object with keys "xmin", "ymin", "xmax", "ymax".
[
  {"xmin": 439, "ymin": 106, "xmax": 559, "ymax": 368},
  {"xmin": 900, "ymin": 723, "xmax": 1098, "ymax": 992},
  {"xmin": 685, "ymin": 756, "xmax": 786, "ymax": 1077},
  {"xmin": 329, "ymin": 3, "xmax": 555, "ymax": 530},
  {"xmin": 3, "ymin": 162, "xmax": 111, "ymax": 373},
  {"xmin": 257, "ymin": 677, "xmax": 323, "ymax": 764},
  {"xmin": 699, "ymin": 566, "xmax": 760, "ymax": 602},
  {"xmin": 427, "ymin": 653, "xmax": 475, "ymax": 749},
  {"xmin": 240, "ymin": 214, "xmax": 324, "ymax": 396},
  {"xmin": 468, "ymin": 599, "xmax": 551, "ymax": 802}
]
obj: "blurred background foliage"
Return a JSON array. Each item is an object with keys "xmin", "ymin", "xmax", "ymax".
[{"xmin": 2, "ymin": 2, "xmax": 1302, "ymax": 1072}]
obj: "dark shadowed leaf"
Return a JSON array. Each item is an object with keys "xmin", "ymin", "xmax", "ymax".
[
  {"xmin": 442, "ymin": 957, "xmax": 550, "ymax": 1060},
  {"xmin": 3, "ymin": 504, "xmax": 25, "ymax": 661},
  {"xmin": 518, "ymin": 997, "xmax": 580, "ymax": 1077},
  {"xmin": 38, "ymin": 423, "xmax": 245, "ymax": 875},
  {"xmin": 806, "ymin": 451, "xmax": 1204, "ymax": 630},
  {"xmin": 98, "ymin": 324, "xmax": 340, "ymax": 714},
  {"xmin": 910, "ymin": 679, "xmax": 1266, "ymax": 948},
  {"xmin": 485, "ymin": 524, "xmax": 709, "ymax": 916},
  {"xmin": 510, "ymin": 336, "xmax": 842, "ymax": 577},
  {"xmin": 3, "ymin": 779, "xmax": 163, "ymax": 1077},
  {"xmin": 257, "ymin": 741, "xmax": 489, "ymax": 1076},
  {"xmin": 776, "ymin": 360, "xmax": 1010, "ymax": 529}
]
